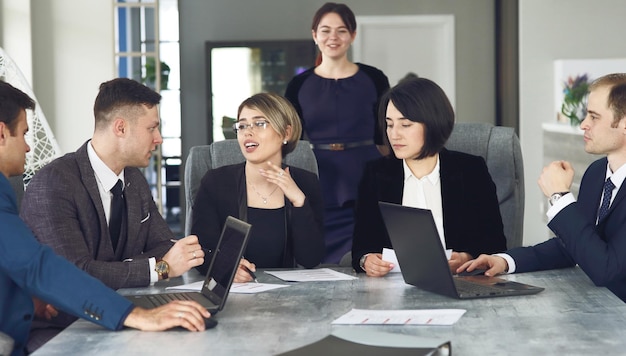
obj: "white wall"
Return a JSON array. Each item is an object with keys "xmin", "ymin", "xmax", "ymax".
[
  {"xmin": 30, "ymin": 0, "xmax": 114, "ymax": 153},
  {"xmin": 519, "ymin": 0, "xmax": 626, "ymax": 245},
  {"xmin": 0, "ymin": 0, "xmax": 33, "ymax": 84}
]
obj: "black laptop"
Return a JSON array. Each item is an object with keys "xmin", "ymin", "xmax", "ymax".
[
  {"xmin": 378, "ymin": 202, "xmax": 544, "ymax": 299},
  {"xmin": 126, "ymin": 216, "xmax": 251, "ymax": 313}
]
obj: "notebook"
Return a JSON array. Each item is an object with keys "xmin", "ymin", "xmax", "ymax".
[
  {"xmin": 126, "ymin": 216, "xmax": 251, "ymax": 313},
  {"xmin": 378, "ymin": 202, "xmax": 544, "ymax": 299}
]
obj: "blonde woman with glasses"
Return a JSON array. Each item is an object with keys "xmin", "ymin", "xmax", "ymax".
[{"xmin": 190, "ymin": 93, "xmax": 325, "ymax": 282}]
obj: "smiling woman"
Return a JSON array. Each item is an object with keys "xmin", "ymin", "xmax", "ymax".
[
  {"xmin": 284, "ymin": 2, "xmax": 390, "ymax": 264},
  {"xmin": 190, "ymin": 93, "xmax": 325, "ymax": 281}
]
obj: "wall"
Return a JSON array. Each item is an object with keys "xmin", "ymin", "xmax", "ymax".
[
  {"xmin": 179, "ymin": 0, "xmax": 496, "ymax": 158},
  {"xmin": 519, "ymin": 0, "xmax": 626, "ymax": 245},
  {"xmin": 29, "ymin": 0, "xmax": 114, "ymax": 153},
  {"xmin": 0, "ymin": 0, "xmax": 33, "ymax": 84}
]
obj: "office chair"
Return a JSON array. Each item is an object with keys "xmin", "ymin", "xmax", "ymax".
[
  {"xmin": 445, "ymin": 123, "xmax": 524, "ymax": 248},
  {"xmin": 183, "ymin": 139, "xmax": 318, "ymax": 236}
]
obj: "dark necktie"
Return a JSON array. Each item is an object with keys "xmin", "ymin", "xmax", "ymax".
[
  {"xmin": 109, "ymin": 179, "xmax": 125, "ymax": 251},
  {"xmin": 597, "ymin": 178, "xmax": 615, "ymax": 222}
]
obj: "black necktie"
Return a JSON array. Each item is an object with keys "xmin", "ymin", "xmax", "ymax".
[
  {"xmin": 597, "ymin": 178, "xmax": 615, "ymax": 222},
  {"xmin": 109, "ymin": 179, "xmax": 125, "ymax": 251}
]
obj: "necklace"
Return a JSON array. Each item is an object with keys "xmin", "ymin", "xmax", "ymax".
[{"xmin": 251, "ymin": 184, "xmax": 279, "ymax": 204}]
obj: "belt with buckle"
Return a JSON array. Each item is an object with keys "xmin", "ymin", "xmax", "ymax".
[{"xmin": 310, "ymin": 139, "xmax": 375, "ymax": 151}]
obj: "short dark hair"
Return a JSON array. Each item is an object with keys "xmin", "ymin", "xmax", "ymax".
[
  {"xmin": 93, "ymin": 78, "xmax": 161, "ymax": 130},
  {"xmin": 0, "ymin": 80, "xmax": 35, "ymax": 135},
  {"xmin": 311, "ymin": 2, "xmax": 356, "ymax": 33},
  {"xmin": 589, "ymin": 73, "xmax": 626, "ymax": 127},
  {"xmin": 379, "ymin": 77, "xmax": 455, "ymax": 159}
]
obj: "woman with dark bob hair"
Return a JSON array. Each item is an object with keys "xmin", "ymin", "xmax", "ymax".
[
  {"xmin": 351, "ymin": 78, "xmax": 507, "ymax": 276},
  {"xmin": 191, "ymin": 93, "xmax": 325, "ymax": 282}
]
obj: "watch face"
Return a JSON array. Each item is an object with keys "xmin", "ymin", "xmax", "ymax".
[{"xmin": 156, "ymin": 261, "xmax": 169, "ymax": 273}]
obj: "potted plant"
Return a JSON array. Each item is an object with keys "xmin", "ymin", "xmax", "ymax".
[{"xmin": 142, "ymin": 57, "xmax": 170, "ymax": 90}]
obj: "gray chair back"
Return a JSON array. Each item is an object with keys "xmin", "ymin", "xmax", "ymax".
[
  {"xmin": 183, "ymin": 140, "xmax": 318, "ymax": 235},
  {"xmin": 445, "ymin": 123, "xmax": 524, "ymax": 248}
]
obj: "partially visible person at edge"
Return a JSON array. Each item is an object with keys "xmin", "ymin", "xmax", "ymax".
[
  {"xmin": 0, "ymin": 80, "xmax": 211, "ymax": 356},
  {"xmin": 191, "ymin": 93, "xmax": 325, "ymax": 282},
  {"xmin": 352, "ymin": 77, "xmax": 507, "ymax": 276},
  {"xmin": 285, "ymin": 2, "xmax": 390, "ymax": 264},
  {"xmin": 459, "ymin": 73, "xmax": 626, "ymax": 303}
]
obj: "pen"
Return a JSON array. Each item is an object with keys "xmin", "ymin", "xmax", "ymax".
[{"xmin": 243, "ymin": 265, "xmax": 259, "ymax": 283}]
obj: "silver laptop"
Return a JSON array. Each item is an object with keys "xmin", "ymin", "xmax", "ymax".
[
  {"xmin": 378, "ymin": 202, "xmax": 544, "ymax": 299},
  {"xmin": 126, "ymin": 216, "xmax": 251, "ymax": 313}
]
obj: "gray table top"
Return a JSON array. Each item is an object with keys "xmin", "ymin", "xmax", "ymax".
[{"xmin": 33, "ymin": 267, "xmax": 626, "ymax": 355}]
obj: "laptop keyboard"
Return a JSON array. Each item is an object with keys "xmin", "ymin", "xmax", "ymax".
[{"xmin": 148, "ymin": 293, "xmax": 193, "ymax": 307}]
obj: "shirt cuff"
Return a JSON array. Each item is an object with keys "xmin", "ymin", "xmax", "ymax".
[
  {"xmin": 546, "ymin": 193, "xmax": 575, "ymax": 222},
  {"xmin": 149, "ymin": 257, "xmax": 157, "ymax": 284},
  {"xmin": 495, "ymin": 253, "xmax": 516, "ymax": 274}
]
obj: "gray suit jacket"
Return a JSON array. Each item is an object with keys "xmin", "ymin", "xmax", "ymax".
[{"xmin": 21, "ymin": 141, "xmax": 174, "ymax": 289}]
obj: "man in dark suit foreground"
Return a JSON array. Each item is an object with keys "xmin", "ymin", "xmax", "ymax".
[
  {"xmin": 0, "ymin": 80, "xmax": 211, "ymax": 356},
  {"xmin": 459, "ymin": 73, "xmax": 626, "ymax": 302},
  {"xmin": 20, "ymin": 78, "xmax": 207, "ymax": 351}
]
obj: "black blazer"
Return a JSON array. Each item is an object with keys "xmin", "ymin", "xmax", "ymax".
[
  {"xmin": 191, "ymin": 162, "xmax": 325, "ymax": 273},
  {"xmin": 351, "ymin": 149, "xmax": 507, "ymax": 271},
  {"xmin": 509, "ymin": 157, "xmax": 626, "ymax": 302}
]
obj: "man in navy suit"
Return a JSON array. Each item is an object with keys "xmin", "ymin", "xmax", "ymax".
[
  {"xmin": 0, "ymin": 81, "xmax": 211, "ymax": 356},
  {"xmin": 459, "ymin": 73, "xmax": 626, "ymax": 302}
]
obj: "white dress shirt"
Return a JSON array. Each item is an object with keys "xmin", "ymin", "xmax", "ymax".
[
  {"xmin": 401, "ymin": 156, "xmax": 446, "ymax": 249},
  {"xmin": 87, "ymin": 142, "xmax": 158, "ymax": 282}
]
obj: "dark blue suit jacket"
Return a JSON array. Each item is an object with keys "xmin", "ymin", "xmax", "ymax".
[
  {"xmin": 0, "ymin": 174, "xmax": 134, "ymax": 356},
  {"xmin": 351, "ymin": 149, "xmax": 508, "ymax": 271},
  {"xmin": 509, "ymin": 158, "xmax": 626, "ymax": 302}
]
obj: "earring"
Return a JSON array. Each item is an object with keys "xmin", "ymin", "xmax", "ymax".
[
  {"xmin": 283, "ymin": 140, "xmax": 288, "ymax": 145},
  {"xmin": 314, "ymin": 41, "xmax": 318, "ymax": 45}
]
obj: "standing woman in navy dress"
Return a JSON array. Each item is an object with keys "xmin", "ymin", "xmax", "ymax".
[{"xmin": 285, "ymin": 2, "xmax": 390, "ymax": 264}]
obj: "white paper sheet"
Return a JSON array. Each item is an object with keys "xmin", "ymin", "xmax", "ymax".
[
  {"xmin": 332, "ymin": 308, "xmax": 466, "ymax": 326},
  {"xmin": 264, "ymin": 268, "xmax": 357, "ymax": 282}
]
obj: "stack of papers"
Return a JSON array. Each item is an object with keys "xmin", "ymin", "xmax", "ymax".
[
  {"xmin": 265, "ymin": 268, "xmax": 358, "ymax": 282},
  {"xmin": 332, "ymin": 308, "xmax": 466, "ymax": 326}
]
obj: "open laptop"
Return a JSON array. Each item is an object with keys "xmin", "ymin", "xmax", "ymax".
[
  {"xmin": 378, "ymin": 202, "xmax": 544, "ymax": 299},
  {"xmin": 126, "ymin": 216, "xmax": 251, "ymax": 313}
]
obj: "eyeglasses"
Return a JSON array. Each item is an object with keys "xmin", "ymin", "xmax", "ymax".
[{"xmin": 232, "ymin": 120, "xmax": 269, "ymax": 133}]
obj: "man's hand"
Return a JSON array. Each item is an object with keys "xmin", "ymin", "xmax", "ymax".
[
  {"xmin": 33, "ymin": 297, "xmax": 58, "ymax": 320},
  {"xmin": 538, "ymin": 160, "xmax": 574, "ymax": 197},
  {"xmin": 361, "ymin": 253, "xmax": 394, "ymax": 277},
  {"xmin": 123, "ymin": 300, "xmax": 211, "ymax": 331},
  {"xmin": 457, "ymin": 254, "xmax": 508, "ymax": 277},
  {"xmin": 162, "ymin": 235, "xmax": 205, "ymax": 278}
]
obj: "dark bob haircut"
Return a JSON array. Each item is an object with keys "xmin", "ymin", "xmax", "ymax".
[{"xmin": 378, "ymin": 77, "xmax": 454, "ymax": 160}]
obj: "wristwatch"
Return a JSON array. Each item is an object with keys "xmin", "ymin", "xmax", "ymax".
[
  {"xmin": 549, "ymin": 191, "xmax": 570, "ymax": 206},
  {"xmin": 155, "ymin": 259, "xmax": 170, "ymax": 280},
  {"xmin": 359, "ymin": 254, "xmax": 370, "ymax": 272}
]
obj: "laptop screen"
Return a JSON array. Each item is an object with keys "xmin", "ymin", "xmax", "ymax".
[{"xmin": 201, "ymin": 216, "xmax": 251, "ymax": 309}]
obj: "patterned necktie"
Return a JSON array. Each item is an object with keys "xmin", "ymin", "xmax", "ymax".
[
  {"xmin": 597, "ymin": 178, "xmax": 615, "ymax": 222},
  {"xmin": 109, "ymin": 179, "xmax": 125, "ymax": 251}
]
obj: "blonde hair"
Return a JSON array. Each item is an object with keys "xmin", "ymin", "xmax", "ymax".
[{"xmin": 237, "ymin": 93, "xmax": 302, "ymax": 156}]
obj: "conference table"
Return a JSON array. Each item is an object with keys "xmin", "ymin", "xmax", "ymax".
[{"xmin": 33, "ymin": 266, "xmax": 626, "ymax": 355}]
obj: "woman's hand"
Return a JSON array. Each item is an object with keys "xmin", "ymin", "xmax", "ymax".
[
  {"xmin": 361, "ymin": 253, "xmax": 394, "ymax": 277},
  {"xmin": 448, "ymin": 251, "xmax": 473, "ymax": 272},
  {"xmin": 259, "ymin": 161, "xmax": 306, "ymax": 207},
  {"xmin": 234, "ymin": 258, "xmax": 256, "ymax": 283}
]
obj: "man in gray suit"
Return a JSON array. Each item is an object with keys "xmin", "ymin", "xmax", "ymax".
[{"xmin": 20, "ymin": 78, "xmax": 206, "ymax": 351}]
